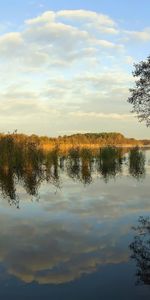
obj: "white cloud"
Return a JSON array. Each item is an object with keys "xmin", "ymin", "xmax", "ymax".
[
  {"xmin": 55, "ymin": 10, "xmax": 120, "ymax": 36},
  {"xmin": 125, "ymin": 28, "xmax": 150, "ymax": 42},
  {"xmin": 0, "ymin": 9, "xmax": 148, "ymax": 137},
  {"xmin": 69, "ymin": 111, "xmax": 134, "ymax": 120},
  {"xmin": 0, "ymin": 10, "xmax": 124, "ymax": 66},
  {"xmin": 25, "ymin": 11, "xmax": 56, "ymax": 24},
  {"xmin": 0, "ymin": 32, "xmax": 23, "ymax": 57},
  {"xmin": 76, "ymin": 71, "xmax": 133, "ymax": 86},
  {"xmin": 56, "ymin": 10, "xmax": 116, "ymax": 26}
]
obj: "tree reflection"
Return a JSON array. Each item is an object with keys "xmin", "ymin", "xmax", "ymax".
[{"xmin": 130, "ymin": 216, "xmax": 150, "ymax": 285}]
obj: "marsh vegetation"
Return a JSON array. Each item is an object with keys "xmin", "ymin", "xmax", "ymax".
[{"xmin": 0, "ymin": 133, "xmax": 146, "ymax": 206}]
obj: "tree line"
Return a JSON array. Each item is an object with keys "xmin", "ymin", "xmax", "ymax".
[{"xmin": 0, "ymin": 131, "xmax": 147, "ymax": 153}]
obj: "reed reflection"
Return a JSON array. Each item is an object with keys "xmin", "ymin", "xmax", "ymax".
[
  {"xmin": 128, "ymin": 147, "xmax": 145, "ymax": 179},
  {"xmin": 0, "ymin": 135, "xmax": 146, "ymax": 206},
  {"xmin": 66, "ymin": 148, "xmax": 93, "ymax": 184},
  {"xmin": 67, "ymin": 148, "xmax": 81, "ymax": 181},
  {"xmin": 96, "ymin": 147, "xmax": 123, "ymax": 182},
  {"xmin": 45, "ymin": 152, "xmax": 61, "ymax": 191},
  {"xmin": 0, "ymin": 169, "xmax": 18, "ymax": 207}
]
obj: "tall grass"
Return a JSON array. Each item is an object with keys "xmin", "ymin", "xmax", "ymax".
[{"xmin": 0, "ymin": 137, "xmax": 146, "ymax": 205}]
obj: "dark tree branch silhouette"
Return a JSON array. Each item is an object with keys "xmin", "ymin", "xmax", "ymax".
[
  {"xmin": 130, "ymin": 216, "xmax": 150, "ymax": 285},
  {"xmin": 128, "ymin": 55, "xmax": 150, "ymax": 126}
]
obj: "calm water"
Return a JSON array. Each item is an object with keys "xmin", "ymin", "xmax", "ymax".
[{"xmin": 0, "ymin": 148, "xmax": 149, "ymax": 299}]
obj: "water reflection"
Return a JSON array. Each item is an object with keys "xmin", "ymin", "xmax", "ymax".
[
  {"xmin": 0, "ymin": 215, "xmax": 128, "ymax": 284},
  {"xmin": 0, "ymin": 145, "xmax": 147, "ymax": 206},
  {"xmin": 130, "ymin": 216, "xmax": 150, "ymax": 285},
  {"xmin": 96, "ymin": 147, "xmax": 123, "ymax": 182},
  {"xmin": 66, "ymin": 148, "xmax": 93, "ymax": 184},
  {"xmin": 0, "ymin": 180, "xmax": 149, "ymax": 287},
  {"xmin": 129, "ymin": 147, "xmax": 146, "ymax": 179},
  {"xmin": 0, "ymin": 169, "xmax": 18, "ymax": 207},
  {"xmin": 0, "ymin": 148, "xmax": 149, "ymax": 299}
]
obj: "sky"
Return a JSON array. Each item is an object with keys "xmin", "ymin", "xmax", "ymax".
[{"xmin": 0, "ymin": 0, "xmax": 150, "ymax": 138}]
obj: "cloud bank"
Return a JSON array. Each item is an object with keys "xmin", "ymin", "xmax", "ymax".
[{"xmin": 0, "ymin": 10, "xmax": 149, "ymax": 137}]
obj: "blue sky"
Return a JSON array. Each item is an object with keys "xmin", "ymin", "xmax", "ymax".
[
  {"xmin": 1, "ymin": 0, "xmax": 150, "ymax": 31},
  {"xmin": 0, "ymin": 0, "xmax": 150, "ymax": 138}
]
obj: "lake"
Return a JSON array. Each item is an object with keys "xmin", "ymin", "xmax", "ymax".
[{"xmin": 0, "ymin": 147, "xmax": 149, "ymax": 299}]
